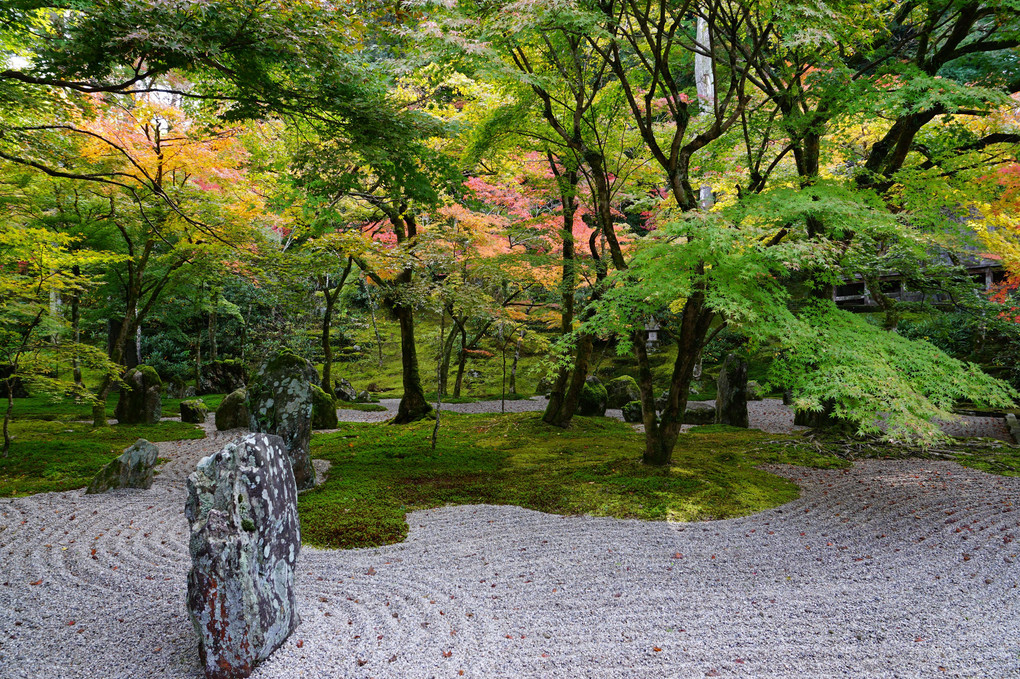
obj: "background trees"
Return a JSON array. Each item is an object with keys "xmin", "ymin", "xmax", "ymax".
[{"xmin": 0, "ymin": 0, "xmax": 1017, "ymax": 460}]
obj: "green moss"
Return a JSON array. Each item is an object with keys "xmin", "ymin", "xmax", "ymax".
[
  {"xmin": 311, "ymin": 385, "xmax": 339, "ymax": 428},
  {"xmin": 300, "ymin": 413, "xmax": 833, "ymax": 550},
  {"xmin": 578, "ymin": 379, "xmax": 608, "ymax": 416},
  {"xmin": 0, "ymin": 421, "xmax": 204, "ymax": 496},
  {"xmin": 338, "ymin": 402, "xmax": 388, "ymax": 412},
  {"xmin": 135, "ymin": 364, "xmax": 163, "ymax": 387}
]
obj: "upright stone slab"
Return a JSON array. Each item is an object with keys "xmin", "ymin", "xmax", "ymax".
[
  {"xmin": 185, "ymin": 434, "xmax": 300, "ymax": 679},
  {"xmin": 606, "ymin": 375, "xmax": 641, "ymax": 409},
  {"xmin": 216, "ymin": 389, "xmax": 249, "ymax": 431},
  {"xmin": 247, "ymin": 352, "xmax": 318, "ymax": 490},
  {"xmin": 114, "ymin": 365, "xmax": 163, "ymax": 424},
  {"xmin": 199, "ymin": 360, "xmax": 248, "ymax": 396},
  {"xmin": 86, "ymin": 439, "xmax": 159, "ymax": 494},
  {"xmin": 577, "ymin": 376, "xmax": 608, "ymax": 416},
  {"xmin": 715, "ymin": 354, "xmax": 749, "ymax": 428},
  {"xmin": 311, "ymin": 385, "xmax": 338, "ymax": 429},
  {"xmin": 332, "ymin": 378, "xmax": 357, "ymax": 403}
]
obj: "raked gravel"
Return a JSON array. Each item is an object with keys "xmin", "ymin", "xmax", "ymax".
[{"xmin": 1, "ymin": 412, "xmax": 1019, "ymax": 678}]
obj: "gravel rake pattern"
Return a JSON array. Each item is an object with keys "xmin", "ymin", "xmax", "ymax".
[{"xmin": 1, "ymin": 422, "xmax": 1018, "ymax": 677}]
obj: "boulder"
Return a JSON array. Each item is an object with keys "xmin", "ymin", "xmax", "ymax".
[
  {"xmin": 181, "ymin": 400, "xmax": 209, "ymax": 424},
  {"xmin": 185, "ymin": 434, "xmax": 300, "ymax": 679},
  {"xmin": 332, "ymin": 378, "xmax": 358, "ymax": 403},
  {"xmin": 216, "ymin": 389, "xmax": 250, "ymax": 431},
  {"xmin": 198, "ymin": 360, "xmax": 247, "ymax": 396},
  {"xmin": 683, "ymin": 402, "xmax": 716, "ymax": 424},
  {"xmin": 247, "ymin": 351, "xmax": 318, "ymax": 490},
  {"xmin": 746, "ymin": 380, "xmax": 764, "ymax": 401},
  {"xmin": 621, "ymin": 400, "xmax": 644, "ymax": 423},
  {"xmin": 311, "ymin": 385, "xmax": 338, "ymax": 429},
  {"xmin": 577, "ymin": 376, "xmax": 608, "ymax": 417},
  {"xmin": 354, "ymin": 390, "xmax": 372, "ymax": 403},
  {"xmin": 715, "ymin": 354, "xmax": 749, "ymax": 428},
  {"xmin": 114, "ymin": 365, "xmax": 163, "ymax": 424},
  {"xmin": 86, "ymin": 439, "xmax": 159, "ymax": 494},
  {"xmin": 606, "ymin": 375, "xmax": 641, "ymax": 409}
]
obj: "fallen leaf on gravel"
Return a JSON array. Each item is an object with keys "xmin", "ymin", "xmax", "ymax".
[
  {"xmin": 366, "ymin": 567, "xmax": 377, "ymax": 575},
  {"xmin": 296, "ymin": 640, "xmax": 304, "ymax": 648},
  {"xmin": 356, "ymin": 658, "xmax": 367, "ymax": 666},
  {"xmin": 29, "ymin": 580, "xmax": 42, "ymax": 586},
  {"xmin": 388, "ymin": 655, "xmax": 397, "ymax": 663},
  {"xmin": 443, "ymin": 650, "xmax": 453, "ymax": 658},
  {"xmin": 706, "ymin": 670, "xmax": 721, "ymax": 677},
  {"xmin": 653, "ymin": 647, "xmax": 662, "ymax": 652},
  {"xmin": 66, "ymin": 620, "xmax": 75, "ymax": 626}
]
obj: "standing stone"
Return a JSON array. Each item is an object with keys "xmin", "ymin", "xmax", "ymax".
[
  {"xmin": 606, "ymin": 375, "xmax": 641, "ymax": 409},
  {"xmin": 577, "ymin": 376, "xmax": 608, "ymax": 416},
  {"xmin": 114, "ymin": 365, "xmax": 163, "ymax": 424},
  {"xmin": 181, "ymin": 399, "xmax": 210, "ymax": 424},
  {"xmin": 311, "ymin": 385, "xmax": 338, "ymax": 429},
  {"xmin": 715, "ymin": 354, "xmax": 749, "ymax": 428},
  {"xmin": 331, "ymin": 378, "xmax": 358, "ymax": 403},
  {"xmin": 216, "ymin": 389, "xmax": 249, "ymax": 431},
  {"xmin": 186, "ymin": 434, "xmax": 300, "ymax": 679},
  {"xmin": 86, "ymin": 439, "xmax": 159, "ymax": 494},
  {"xmin": 621, "ymin": 400, "xmax": 644, "ymax": 423},
  {"xmin": 247, "ymin": 351, "xmax": 318, "ymax": 490}
]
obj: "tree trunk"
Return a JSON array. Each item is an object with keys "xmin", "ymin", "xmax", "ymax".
[
  {"xmin": 321, "ymin": 286, "xmax": 337, "ymax": 392},
  {"xmin": 71, "ymin": 267, "xmax": 82, "ymax": 386},
  {"xmin": 93, "ymin": 298, "xmax": 137, "ymax": 428},
  {"xmin": 640, "ymin": 296, "xmax": 714, "ymax": 465},
  {"xmin": 438, "ymin": 317, "xmax": 459, "ymax": 397},
  {"xmin": 392, "ymin": 302, "xmax": 432, "ymax": 424},
  {"xmin": 453, "ymin": 325, "xmax": 468, "ymax": 398},
  {"xmin": 208, "ymin": 288, "xmax": 219, "ymax": 362},
  {"xmin": 509, "ymin": 328, "xmax": 524, "ymax": 395},
  {"xmin": 2, "ymin": 389, "xmax": 12, "ymax": 457}
]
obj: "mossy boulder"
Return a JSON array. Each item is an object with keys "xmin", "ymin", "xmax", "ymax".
[
  {"xmin": 180, "ymin": 399, "xmax": 209, "ymax": 424},
  {"xmin": 215, "ymin": 388, "xmax": 250, "ymax": 431},
  {"xmin": 577, "ymin": 376, "xmax": 608, "ymax": 417},
  {"xmin": 247, "ymin": 351, "xmax": 319, "ymax": 490},
  {"xmin": 746, "ymin": 380, "xmax": 764, "ymax": 401},
  {"xmin": 114, "ymin": 365, "xmax": 163, "ymax": 424},
  {"xmin": 606, "ymin": 375, "xmax": 641, "ymax": 409},
  {"xmin": 86, "ymin": 439, "xmax": 159, "ymax": 494},
  {"xmin": 198, "ymin": 359, "xmax": 247, "ymax": 395},
  {"xmin": 332, "ymin": 378, "xmax": 358, "ymax": 403},
  {"xmin": 683, "ymin": 402, "xmax": 717, "ymax": 424},
  {"xmin": 311, "ymin": 385, "xmax": 339, "ymax": 429},
  {"xmin": 621, "ymin": 400, "xmax": 644, "ymax": 423}
]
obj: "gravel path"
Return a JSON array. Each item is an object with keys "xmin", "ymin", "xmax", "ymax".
[{"xmin": 1, "ymin": 412, "xmax": 1018, "ymax": 678}]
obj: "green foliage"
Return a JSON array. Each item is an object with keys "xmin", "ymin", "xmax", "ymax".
[
  {"xmin": 766, "ymin": 302, "xmax": 1017, "ymax": 445},
  {"xmin": 300, "ymin": 412, "xmax": 831, "ymax": 549},
  {"xmin": 0, "ymin": 420, "xmax": 203, "ymax": 496}
]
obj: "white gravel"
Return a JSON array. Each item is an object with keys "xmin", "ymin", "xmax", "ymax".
[{"xmin": 1, "ymin": 415, "xmax": 1019, "ymax": 678}]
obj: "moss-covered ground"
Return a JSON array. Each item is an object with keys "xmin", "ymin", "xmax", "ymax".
[
  {"xmin": 0, "ymin": 420, "xmax": 205, "ymax": 496},
  {"xmin": 299, "ymin": 415, "xmax": 848, "ymax": 549},
  {"xmin": 9, "ymin": 393, "xmax": 226, "ymax": 421}
]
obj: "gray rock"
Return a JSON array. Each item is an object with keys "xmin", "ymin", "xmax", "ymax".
[
  {"xmin": 354, "ymin": 390, "xmax": 372, "ymax": 403},
  {"xmin": 114, "ymin": 365, "xmax": 162, "ymax": 424},
  {"xmin": 1007, "ymin": 413, "xmax": 1020, "ymax": 443},
  {"xmin": 216, "ymin": 389, "xmax": 250, "ymax": 431},
  {"xmin": 535, "ymin": 375, "xmax": 556, "ymax": 397},
  {"xmin": 715, "ymin": 354, "xmax": 749, "ymax": 428},
  {"xmin": 621, "ymin": 400, "xmax": 643, "ymax": 423},
  {"xmin": 577, "ymin": 376, "xmax": 608, "ymax": 417},
  {"xmin": 247, "ymin": 351, "xmax": 318, "ymax": 490},
  {"xmin": 606, "ymin": 376, "xmax": 641, "ymax": 409},
  {"xmin": 683, "ymin": 402, "xmax": 716, "ymax": 425},
  {"xmin": 181, "ymin": 400, "xmax": 209, "ymax": 424},
  {"xmin": 332, "ymin": 378, "xmax": 357, "ymax": 403},
  {"xmin": 746, "ymin": 380, "xmax": 764, "ymax": 401},
  {"xmin": 86, "ymin": 439, "xmax": 159, "ymax": 494},
  {"xmin": 185, "ymin": 434, "xmax": 300, "ymax": 679}
]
